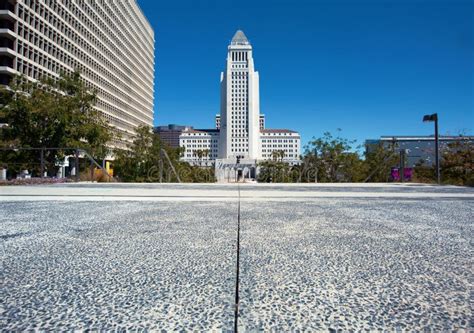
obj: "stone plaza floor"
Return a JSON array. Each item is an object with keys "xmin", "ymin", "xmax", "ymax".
[{"xmin": 0, "ymin": 183, "xmax": 473, "ymax": 331}]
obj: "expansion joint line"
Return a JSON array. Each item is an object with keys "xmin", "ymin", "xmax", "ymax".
[{"xmin": 234, "ymin": 184, "xmax": 241, "ymax": 333}]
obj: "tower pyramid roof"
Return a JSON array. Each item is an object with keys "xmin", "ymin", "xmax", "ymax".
[{"xmin": 231, "ymin": 30, "xmax": 249, "ymax": 45}]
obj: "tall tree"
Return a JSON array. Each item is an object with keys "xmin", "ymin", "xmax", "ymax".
[
  {"xmin": 0, "ymin": 72, "xmax": 113, "ymax": 175},
  {"xmin": 364, "ymin": 141, "xmax": 399, "ymax": 182},
  {"xmin": 441, "ymin": 140, "xmax": 474, "ymax": 186},
  {"xmin": 304, "ymin": 130, "xmax": 365, "ymax": 182},
  {"xmin": 113, "ymin": 126, "xmax": 215, "ymax": 183}
]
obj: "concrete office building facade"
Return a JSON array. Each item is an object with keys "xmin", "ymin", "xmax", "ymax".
[{"xmin": 0, "ymin": 0, "xmax": 155, "ymax": 147}]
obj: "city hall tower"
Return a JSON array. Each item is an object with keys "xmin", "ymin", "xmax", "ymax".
[{"xmin": 218, "ymin": 30, "xmax": 260, "ymax": 160}]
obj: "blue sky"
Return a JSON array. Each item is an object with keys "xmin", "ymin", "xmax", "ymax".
[{"xmin": 137, "ymin": 0, "xmax": 473, "ymax": 149}]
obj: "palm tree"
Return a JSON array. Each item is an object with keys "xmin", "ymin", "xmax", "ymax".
[
  {"xmin": 279, "ymin": 150, "xmax": 285, "ymax": 161},
  {"xmin": 272, "ymin": 150, "xmax": 285, "ymax": 162},
  {"xmin": 271, "ymin": 151, "xmax": 278, "ymax": 162},
  {"xmin": 193, "ymin": 149, "xmax": 205, "ymax": 166}
]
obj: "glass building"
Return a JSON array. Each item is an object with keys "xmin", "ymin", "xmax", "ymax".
[{"xmin": 366, "ymin": 136, "xmax": 474, "ymax": 167}]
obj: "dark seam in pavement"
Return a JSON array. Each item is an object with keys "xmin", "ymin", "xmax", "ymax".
[{"xmin": 234, "ymin": 184, "xmax": 241, "ymax": 333}]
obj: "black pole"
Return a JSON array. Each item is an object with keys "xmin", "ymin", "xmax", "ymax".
[
  {"xmin": 90, "ymin": 159, "xmax": 94, "ymax": 182},
  {"xmin": 159, "ymin": 149, "xmax": 163, "ymax": 183},
  {"xmin": 40, "ymin": 148, "xmax": 45, "ymax": 178},
  {"xmin": 434, "ymin": 114, "xmax": 440, "ymax": 184},
  {"xmin": 400, "ymin": 150, "xmax": 405, "ymax": 183},
  {"xmin": 75, "ymin": 149, "xmax": 80, "ymax": 182}
]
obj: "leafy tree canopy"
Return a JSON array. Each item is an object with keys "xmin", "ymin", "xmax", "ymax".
[
  {"xmin": 303, "ymin": 130, "xmax": 366, "ymax": 182},
  {"xmin": 0, "ymin": 72, "xmax": 113, "ymax": 161},
  {"xmin": 113, "ymin": 126, "xmax": 215, "ymax": 183}
]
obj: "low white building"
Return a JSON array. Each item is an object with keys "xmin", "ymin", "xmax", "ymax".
[
  {"xmin": 179, "ymin": 129, "xmax": 219, "ymax": 166},
  {"xmin": 180, "ymin": 127, "xmax": 301, "ymax": 168},
  {"xmin": 260, "ymin": 129, "xmax": 301, "ymax": 164}
]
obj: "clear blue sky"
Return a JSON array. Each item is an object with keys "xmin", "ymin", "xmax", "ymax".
[{"xmin": 137, "ymin": 0, "xmax": 473, "ymax": 148}]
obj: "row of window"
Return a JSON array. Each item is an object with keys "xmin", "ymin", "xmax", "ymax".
[
  {"xmin": 262, "ymin": 139, "xmax": 298, "ymax": 143},
  {"xmin": 231, "ymin": 64, "xmax": 247, "ymax": 69},
  {"xmin": 181, "ymin": 139, "xmax": 218, "ymax": 145},
  {"xmin": 42, "ymin": 0, "xmax": 152, "ymax": 70},
  {"xmin": 262, "ymin": 133, "xmax": 299, "ymax": 137},
  {"xmin": 262, "ymin": 148, "xmax": 299, "ymax": 152},
  {"xmin": 184, "ymin": 154, "xmax": 218, "ymax": 159},
  {"xmin": 232, "ymin": 72, "xmax": 248, "ymax": 77},
  {"xmin": 262, "ymin": 154, "xmax": 298, "ymax": 159},
  {"xmin": 262, "ymin": 145, "xmax": 298, "ymax": 149},
  {"xmin": 13, "ymin": 2, "xmax": 154, "ymax": 129},
  {"xmin": 15, "ymin": 36, "xmax": 151, "ymax": 126},
  {"xmin": 96, "ymin": 100, "xmax": 148, "ymax": 132},
  {"xmin": 231, "ymin": 148, "xmax": 248, "ymax": 153},
  {"xmin": 19, "ymin": 1, "xmax": 153, "ymax": 80},
  {"xmin": 183, "ymin": 145, "xmax": 218, "ymax": 149},
  {"xmin": 13, "ymin": 58, "xmax": 142, "ymax": 138},
  {"xmin": 231, "ymin": 51, "xmax": 248, "ymax": 62},
  {"xmin": 16, "ymin": 8, "xmax": 153, "ymax": 110}
]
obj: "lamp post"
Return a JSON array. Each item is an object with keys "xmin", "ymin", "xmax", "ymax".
[{"xmin": 423, "ymin": 113, "xmax": 440, "ymax": 184}]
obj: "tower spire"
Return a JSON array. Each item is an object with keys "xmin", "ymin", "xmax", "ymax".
[{"xmin": 231, "ymin": 30, "xmax": 249, "ymax": 45}]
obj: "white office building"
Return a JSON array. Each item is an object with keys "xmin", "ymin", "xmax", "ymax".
[
  {"xmin": 179, "ymin": 128, "xmax": 219, "ymax": 166},
  {"xmin": 0, "ymin": 0, "xmax": 155, "ymax": 147},
  {"xmin": 179, "ymin": 30, "xmax": 300, "ymax": 180},
  {"xmin": 261, "ymin": 129, "xmax": 301, "ymax": 162}
]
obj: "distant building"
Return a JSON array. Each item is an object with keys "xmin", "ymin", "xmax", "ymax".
[
  {"xmin": 179, "ymin": 30, "xmax": 301, "ymax": 181},
  {"xmin": 261, "ymin": 129, "xmax": 301, "ymax": 162},
  {"xmin": 0, "ymin": 0, "xmax": 155, "ymax": 147},
  {"xmin": 154, "ymin": 124, "xmax": 193, "ymax": 148},
  {"xmin": 179, "ymin": 128, "xmax": 220, "ymax": 166},
  {"xmin": 366, "ymin": 135, "xmax": 474, "ymax": 167}
]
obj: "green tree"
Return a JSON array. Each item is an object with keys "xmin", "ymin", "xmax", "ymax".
[
  {"xmin": 113, "ymin": 127, "xmax": 215, "ymax": 183},
  {"xmin": 413, "ymin": 139, "xmax": 473, "ymax": 186},
  {"xmin": 364, "ymin": 141, "xmax": 399, "ymax": 182},
  {"xmin": 0, "ymin": 72, "xmax": 113, "ymax": 176},
  {"xmin": 271, "ymin": 150, "xmax": 285, "ymax": 162},
  {"xmin": 303, "ymin": 130, "xmax": 365, "ymax": 182},
  {"xmin": 441, "ymin": 140, "xmax": 473, "ymax": 186},
  {"xmin": 113, "ymin": 125, "xmax": 155, "ymax": 182},
  {"xmin": 257, "ymin": 160, "xmax": 292, "ymax": 183}
]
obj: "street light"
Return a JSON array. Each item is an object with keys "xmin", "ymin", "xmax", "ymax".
[{"xmin": 423, "ymin": 113, "xmax": 440, "ymax": 184}]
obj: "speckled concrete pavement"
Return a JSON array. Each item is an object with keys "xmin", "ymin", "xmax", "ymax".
[
  {"xmin": 0, "ymin": 183, "xmax": 473, "ymax": 331},
  {"xmin": 238, "ymin": 199, "xmax": 473, "ymax": 331}
]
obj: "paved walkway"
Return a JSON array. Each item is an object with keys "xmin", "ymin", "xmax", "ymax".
[
  {"xmin": 1, "ymin": 182, "xmax": 473, "ymax": 201},
  {"xmin": 1, "ymin": 183, "xmax": 473, "ymax": 330}
]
